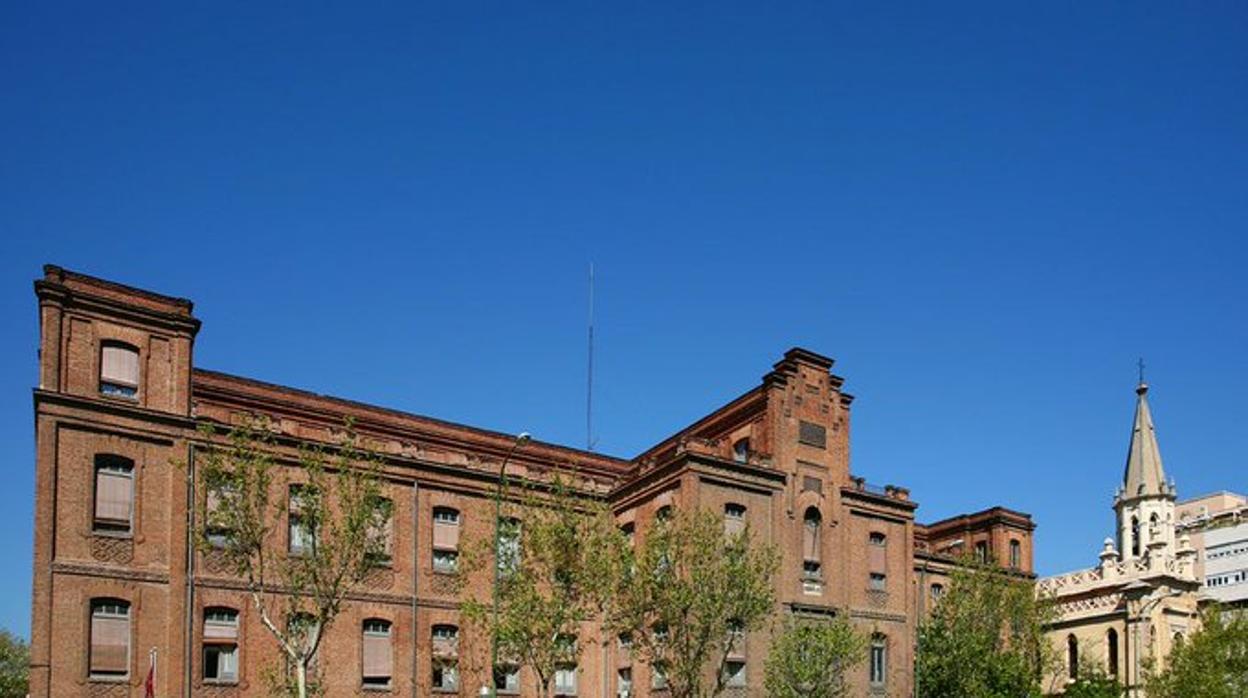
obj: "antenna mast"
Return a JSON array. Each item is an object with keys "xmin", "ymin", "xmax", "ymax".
[{"xmin": 587, "ymin": 263, "xmax": 595, "ymax": 451}]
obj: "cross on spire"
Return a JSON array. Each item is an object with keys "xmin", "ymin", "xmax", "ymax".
[{"xmin": 1138, "ymin": 357, "xmax": 1146, "ymax": 385}]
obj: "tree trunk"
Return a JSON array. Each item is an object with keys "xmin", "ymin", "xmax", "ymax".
[{"xmin": 295, "ymin": 658, "xmax": 308, "ymax": 698}]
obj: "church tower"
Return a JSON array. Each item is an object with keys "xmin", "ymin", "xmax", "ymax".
[{"xmin": 1113, "ymin": 380, "xmax": 1177, "ymax": 562}]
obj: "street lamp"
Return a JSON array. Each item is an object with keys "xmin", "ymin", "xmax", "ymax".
[{"xmin": 483, "ymin": 431, "xmax": 530, "ymax": 697}]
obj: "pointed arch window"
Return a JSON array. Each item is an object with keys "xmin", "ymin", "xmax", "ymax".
[
  {"xmin": 1130, "ymin": 516, "xmax": 1140, "ymax": 557},
  {"xmin": 1067, "ymin": 634, "xmax": 1079, "ymax": 680}
]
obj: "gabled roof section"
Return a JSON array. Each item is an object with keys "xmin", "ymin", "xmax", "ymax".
[{"xmin": 1122, "ymin": 382, "xmax": 1169, "ymax": 499}]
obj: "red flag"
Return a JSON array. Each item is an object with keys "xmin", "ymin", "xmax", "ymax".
[{"xmin": 144, "ymin": 650, "xmax": 155, "ymax": 698}]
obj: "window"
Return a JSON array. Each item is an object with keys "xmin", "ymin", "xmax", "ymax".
[
  {"xmin": 432, "ymin": 624, "xmax": 459, "ymax": 692},
  {"xmin": 651, "ymin": 662, "xmax": 668, "ymax": 689},
  {"xmin": 1172, "ymin": 632, "xmax": 1184, "ymax": 649},
  {"xmin": 429, "ymin": 506, "xmax": 460, "ymax": 572},
  {"xmin": 100, "ymin": 342, "xmax": 139, "ymax": 398},
  {"xmin": 655, "ymin": 505, "xmax": 673, "ymax": 521},
  {"xmin": 930, "ymin": 583, "xmax": 944, "ymax": 603},
  {"xmin": 498, "ymin": 517, "xmax": 521, "ymax": 576},
  {"xmin": 1009, "ymin": 539, "xmax": 1021, "ymax": 569},
  {"xmin": 362, "ymin": 619, "xmax": 392, "ymax": 688},
  {"xmin": 620, "ymin": 522, "xmax": 635, "ymax": 548},
  {"xmin": 1131, "ymin": 516, "xmax": 1140, "ymax": 557},
  {"xmin": 975, "ymin": 541, "xmax": 989, "ymax": 563},
  {"xmin": 203, "ymin": 608, "xmax": 239, "ymax": 684},
  {"xmin": 724, "ymin": 503, "xmax": 746, "ymax": 537},
  {"xmin": 723, "ymin": 660, "xmax": 747, "ymax": 687},
  {"xmin": 90, "ymin": 599, "xmax": 130, "ymax": 678},
  {"xmin": 869, "ymin": 635, "xmax": 886, "ymax": 686},
  {"xmin": 367, "ymin": 497, "xmax": 393, "ymax": 565},
  {"xmin": 93, "ymin": 455, "xmax": 134, "ymax": 534},
  {"xmin": 617, "ymin": 667, "xmax": 632, "ymax": 697},
  {"xmin": 1107, "ymin": 629, "xmax": 1118, "ymax": 676},
  {"xmin": 554, "ymin": 665, "xmax": 577, "ymax": 695},
  {"xmin": 288, "ymin": 486, "xmax": 316, "ymax": 556},
  {"xmin": 1067, "ymin": 635, "xmax": 1079, "ymax": 680},
  {"xmin": 494, "ymin": 664, "xmax": 520, "ymax": 694},
  {"xmin": 732, "ymin": 438, "xmax": 749, "ymax": 463},
  {"xmin": 869, "ymin": 531, "xmax": 887, "ymax": 590},
  {"xmin": 802, "ymin": 508, "xmax": 822, "ymax": 578},
  {"xmin": 204, "ymin": 481, "xmax": 235, "ymax": 548}
]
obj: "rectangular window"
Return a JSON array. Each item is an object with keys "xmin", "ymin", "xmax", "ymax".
[
  {"xmin": 1009, "ymin": 540, "xmax": 1021, "ymax": 569},
  {"xmin": 368, "ymin": 497, "xmax": 393, "ymax": 565},
  {"xmin": 723, "ymin": 503, "xmax": 746, "ymax": 537},
  {"xmin": 204, "ymin": 483, "xmax": 234, "ymax": 548},
  {"xmin": 94, "ymin": 457, "xmax": 134, "ymax": 534},
  {"xmin": 617, "ymin": 668, "xmax": 632, "ymax": 697},
  {"xmin": 90, "ymin": 600, "xmax": 130, "ymax": 678},
  {"xmin": 554, "ymin": 666, "xmax": 577, "ymax": 695},
  {"xmin": 869, "ymin": 572, "xmax": 887, "ymax": 591},
  {"xmin": 288, "ymin": 486, "xmax": 316, "ymax": 556},
  {"xmin": 976, "ymin": 541, "xmax": 989, "ymax": 563},
  {"xmin": 433, "ymin": 549, "xmax": 458, "ymax": 573},
  {"xmin": 494, "ymin": 665, "xmax": 520, "ymax": 694},
  {"xmin": 870, "ymin": 638, "xmax": 887, "ymax": 685},
  {"xmin": 100, "ymin": 343, "xmax": 139, "ymax": 398},
  {"xmin": 798, "ymin": 421, "xmax": 827, "ymax": 448},
  {"xmin": 362, "ymin": 619, "xmax": 392, "ymax": 688},
  {"xmin": 651, "ymin": 663, "xmax": 668, "ymax": 689},
  {"xmin": 433, "ymin": 661, "xmax": 459, "ymax": 691},
  {"xmin": 723, "ymin": 660, "xmax": 747, "ymax": 687}
]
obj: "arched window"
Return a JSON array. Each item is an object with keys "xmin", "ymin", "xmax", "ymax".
[
  {"xmin": 869, "ymin": 532, "xmax": 887, "ymax": 590},
  {"xmin": 100, "ymin": 342, "xmax": 139, "ymax": 398},
  {"xmin": 362, "ymin": 619, "xmax": 392, "ymax": 688},
  {"xmin": 203, "ymin": 607, "xmax": 239, "ymax": 683},
  {"xmin": 1131, "ymin": 516, "xmax": 1140, "ymax": 557},
  {"xmin": 1067, "ymin": 635, "xmax": 1079, "ymax": 680},
  {"xmin": 732, "ymin": 438, "xmax": 749, "ymax": 463},
  {"xmin": 869, "ymin": 634, "xmax": 887, "ymax": 686},
  {"xmin": 655, "ymin": 505, "xmax": 673, "ymax": 521},
  {"xmin": 432, "ymin": 624, "xmax": 460, "ymax": 691},
  {"xmin": 930, "ymin": 583, "xmax": 944, "ymax": 604},
  {"xmin": 90, "ymin": 598, "xmax": 131, "ymax": 678},
  {"xmin": 1172, "ymin": 632, "xmax": 1184, "ymax": 650},
  {"xmin": 432, "ymin": 506, "xmax": 460, "ymax": 573},
  {"xmin": 1106, "ymin": 629, "xmax": 1118, "ymax": 676},
  {"xmin": 802, "ymin": 507, "xmax": 822, "ymax": 579}
]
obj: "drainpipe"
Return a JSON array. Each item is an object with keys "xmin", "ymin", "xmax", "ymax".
[
  {"xmin": 411, "ymin": 480, "xmax": 420, "ymax": 693},
  {"xmin": 184, "ymin": 443, "xmax": 196, "ymax": 698}
]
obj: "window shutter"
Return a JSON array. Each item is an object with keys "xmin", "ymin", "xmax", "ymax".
[
  {"xmin": 101, "ymin": 345, "xmax": 139, "ymax": 386},
  {"xmin": 91, "ymin": 612, "xmax": 129, "ymax": 674},
  {"xmin": 204, "ymin": 616, "xmax": 238, "ymax": 641},
  {"xmin": 802, "ymin": 522, "xmax": 819, "ymax": 562},
  {"xmin": 362, "ymin": 629, "xmax": 392, "ymax": 679},
  {"xmin": 433, "ymin": 520, "xmax": 459, "ymax": 550},
  {"xmin": 95, "ymin": 468, "xmax": 133, "ymax": 525},
  {"xmin": 869, "ymin": 542, "xmax": 886, "ymax": 572}
]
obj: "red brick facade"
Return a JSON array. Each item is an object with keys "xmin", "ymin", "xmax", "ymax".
[{"xmin": 29, "ymin": 265, "xmax": 1033, "ymax": 697}]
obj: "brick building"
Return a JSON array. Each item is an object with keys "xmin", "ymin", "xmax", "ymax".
[{"xmin": 28, "ymin": 265, "xmax": 1033, "ymax": 697}]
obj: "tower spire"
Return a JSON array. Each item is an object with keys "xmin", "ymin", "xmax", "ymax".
[{"xmin": 1122, "ymin": 378, "xmax": 1167, "ymax": 499}]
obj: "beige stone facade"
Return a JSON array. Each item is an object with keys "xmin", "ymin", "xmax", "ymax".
[
  {"xmin": 28, "ymin": 265, "xmax": 1033, "ymax": 697},
  {"xmin": 1038, "ymin": 383, "xmax": 1202, "ymax": 696}
]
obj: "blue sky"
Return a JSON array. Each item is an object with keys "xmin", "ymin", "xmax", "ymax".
[{"xmin": 2, "ymin": 3, "xmax": 1246, "ymax": 638}]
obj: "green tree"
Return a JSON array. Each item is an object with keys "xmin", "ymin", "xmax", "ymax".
[
  {"xmin": 0, "ymin": 630, "xmax": 29, "ymax": 698},
  {"xmin": 613, "ymin": 507, "xmax": 780, "ymax": 698},
  {"xmin": 764, "ymin": 615, "xmax": 866, "ymax": 698},
  {"xmin": 461, "ymin": 474, "xmax": 630, "ymax": 698},
  {"xmin": 916, "ymin": 558, "xmax": 1056, "ymax": 698},
  {"xmin": 1063, "ymin": 662, "xmax": 1124, "ymax": 698},
  {"xmin": 192, "ymin": 418, "xmax": 391, "ymax": 698},
  {"xmin": 1145, "ymin": 607, "xmax": 1248, "ymax": 698}
]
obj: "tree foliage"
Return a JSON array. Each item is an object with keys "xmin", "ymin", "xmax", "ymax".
[
  {"xmin": 1063, "ymin": 662, "xmax": 1124, "ymax": 698},
  {"xmin": 764, "ymin": 615, "xmax": 866, "ymax": 698},
  {"xmin": 916, "ymin": 558, "xmax": 1056, "ymax": 698},
  {"xmin": 193, "ymin": 417, "xmax": 391, "ymax": 698},
  {"xmin": 0, "ymin": 630, "xmax": 28, "ymax": 698},
  {"xmin": 613, "ymin": 507, "xmax": 780, "ymax": 698},
  {"xmin": 461, "ymin": 474, "xmax": 630, "ymax": 698},
  {"xmin": 1146, "ymin": 607, "xmax": 1248, "ymax": 698}
]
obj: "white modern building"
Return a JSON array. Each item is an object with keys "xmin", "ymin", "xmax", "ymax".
[{"xmin": 1177, "ymin": 490, "xmax": 1248, "ymax": 608}]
